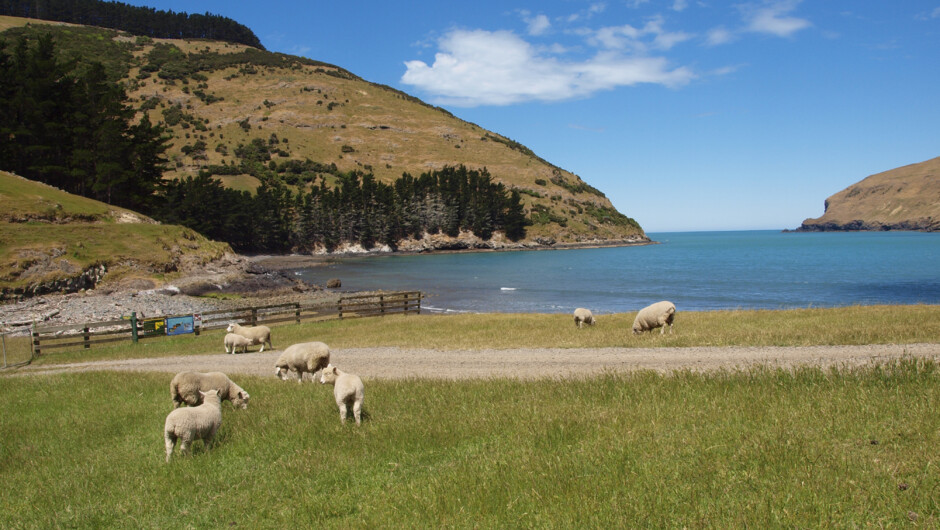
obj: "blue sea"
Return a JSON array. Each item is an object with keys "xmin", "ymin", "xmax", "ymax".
[{"xmin": 294, "ymin": 231, "xmax": 940, "ymax": 314}]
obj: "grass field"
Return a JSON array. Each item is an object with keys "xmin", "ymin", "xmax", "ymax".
[
  {"xmin": 1, "ymin": 360, "xmax": 937, "ymax": 527},
  {"xmin": 1, "ymin": 305, "xmax": 938, "ymax": 526}
]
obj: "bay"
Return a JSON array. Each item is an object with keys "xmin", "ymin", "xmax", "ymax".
[{"xmin": 294, "ymin": 231, "xmax": 940, "ymax": 313}]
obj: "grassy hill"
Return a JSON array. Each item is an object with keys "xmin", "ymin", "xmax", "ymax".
[
  {"xmin": 0, "ymin": 16, "xmax": 646, "ymax": 245},
  {"xmin": 799, "ymin": 156, "xmax": 940, "ymax": 232},
  {"xmin": 0, "ymin": 170, "xmax": 231, "ymax": 297}
]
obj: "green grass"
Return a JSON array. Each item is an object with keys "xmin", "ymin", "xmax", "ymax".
[
  {"xmin": 21, "ymin": 304, "xmax": 940, "ymax": 366},
  {"xmin": 1, "ymin": 171, "xmax": 231, "ymax": 291},
  {"xmin": 1, "ymin": 361, "xmax": 937, "ymax": 527}
]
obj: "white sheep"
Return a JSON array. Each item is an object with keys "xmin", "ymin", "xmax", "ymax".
[
  {"xmin": 319, "ymin": 364, "xmax": 365, "ymax": 426},
  {"xmin": 164, "ymin": 389, "xmax": 222, "ymax": 462},
  {"xmin": 226, "ymin": 322, "xmax": 272, "ymax": 352},
  {"xmin": 573, "ymin": 307, "xmax": 596, "ymax": 328},
  {"xmin": 632, "ymin": 301, "xmax": 676, "ymax": 335},
  {"xmin": 170, "ymin": 371, "xmax": 250, "ymax": 409},
  {"xmin": 274, "ymin": 341, "xmax": 330, "ymax": 383},
  {"xmin": 224, "ymin": 333, "xmax": 253, "ymax": 354}
]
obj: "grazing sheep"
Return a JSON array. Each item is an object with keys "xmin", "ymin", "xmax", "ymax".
[
  {"xmin": 274, "ymin": 341, "xmax": 330, "ymax": 383},
  {"xmin": 319, "ymin": 364, "xmax": 365, "ymax": 426},
  {"xmin": 632, "ymin": 301, "xmax": 676, "ymax": 335},
  {"xmin": 573, "ymin": 307, "xmax": 596, "ymax": 328},
  {"xmin": 164, "ymin": 389, "xmax": 222, "ymax": 462},
  {"xmin": 226, "ymin": 322, "xmax": 272, "ymax": 352},
  {"xmin": 224, "ymin": 333, "xmax": 253, "ymax": 354},
  {"xmin": 170, "ymin": 371, "xmax": 250, "ymax": 410}
]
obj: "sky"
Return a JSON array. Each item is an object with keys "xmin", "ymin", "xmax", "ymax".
[{"xmin": 123, "ymin": 1, "xmax": 940, "ymax": 232}]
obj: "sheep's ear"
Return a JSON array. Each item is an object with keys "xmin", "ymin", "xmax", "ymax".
[{"xmin": 199, "ymin": 390, "xmax": 206, "ymax": 397}]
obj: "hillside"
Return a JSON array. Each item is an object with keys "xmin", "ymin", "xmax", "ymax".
[
  {"xmin": 799, "ymin": 156, "xmax": 940, "ymax": 232},
  {"xmin": 0, "ymin": 16, "xmax": 648, "ymax": 248},
  {"xmin": 0, "ymin": 170, "xmax": 231, "ymax": 298}
]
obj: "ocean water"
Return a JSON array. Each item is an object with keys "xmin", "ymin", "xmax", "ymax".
[{"xmin": 294, "ymin": 231, "xmax": 940, "ymax": 314}]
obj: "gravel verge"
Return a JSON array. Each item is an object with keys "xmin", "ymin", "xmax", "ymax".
[{"xmin": 11, "ymin": 343, "xmax": 940, "ymax": 380}]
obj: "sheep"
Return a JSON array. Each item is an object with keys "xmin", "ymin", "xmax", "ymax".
[
  {"xmin": 632, "ymin": 301, "xmax": 676, "ymax": 335},
  {"xmin": 319, "ymin": 364, "xmax": 365, "ymax": 426},
  {"xmin": 224, "ymin": 333, "xmax": 253, "ymax": 354},
  {"xmin": 226, "ymin": 322, "xmax": 272, "ymax": 352},
  {"xmin": 573, "ymin": 307, "xmax": 596, "ymax": 328},
  {"xmin": 170, "ymin": 371, "xmax": 250, "ymax": 410},
  {"xmin": 274, "ymin": 341, "xmax": 330, "ymax": 383},
  {"xmin": 164, "ymin": 389, "xmax": 222, "ymax": 462}
]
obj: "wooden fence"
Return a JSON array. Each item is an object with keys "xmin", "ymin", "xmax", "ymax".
[{"xmin": 31, "ymin": 291, "xmax": 421, "ymax": 355}]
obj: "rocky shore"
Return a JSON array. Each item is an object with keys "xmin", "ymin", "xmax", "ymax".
[{"xmin": 0, "ymin": 254, "xmax": 339, "ymax": 334}]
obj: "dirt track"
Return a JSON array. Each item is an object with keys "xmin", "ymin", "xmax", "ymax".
[{"xmin": 14, "ymin": 343, "xmax": 940, "ymax": 380}]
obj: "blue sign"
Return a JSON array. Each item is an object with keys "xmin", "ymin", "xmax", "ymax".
[{"xmin": 166, "ymin": 315, "xmax": 195, "ymax": 336}]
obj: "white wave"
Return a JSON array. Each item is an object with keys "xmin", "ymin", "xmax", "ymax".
[{"xmin": 500, "ymin": 287, "xmax": 517, "ymax": 291}]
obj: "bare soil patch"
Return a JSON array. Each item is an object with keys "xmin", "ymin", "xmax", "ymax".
[{"xmin": 13, "ymin": 343, "xmax": 940, "ymax": 380}]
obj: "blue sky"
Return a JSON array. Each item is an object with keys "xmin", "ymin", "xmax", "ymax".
[{"xmin": 125, "ymin": 1, "xmax": 940, "ymax": 232}]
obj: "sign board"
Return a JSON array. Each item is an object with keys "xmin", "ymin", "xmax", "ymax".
[
  {"xmin": 141, "ymin": 318, "xmax": 166, "ymax": 336},
  {"xmin": 166, "ymin": 315, "xmax": 195, "ymax": 336},
  {"xmin": 193, "ymin": 314, "xmax": 202, "ymax": 328}
]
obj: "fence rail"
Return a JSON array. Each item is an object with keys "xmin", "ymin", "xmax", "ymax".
[{"xmin": 27, "ymin": 291, "xmax": 421, "ymax": 357}]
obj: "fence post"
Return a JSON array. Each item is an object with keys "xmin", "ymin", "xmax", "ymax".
[
  {"xmin": 295, "ymin": 303, "xmax": 301, "ymax": 324},
  {"xmin": 338, "ymin": 298, "xmax": 344, "ymax": 320},
  {"xmin": 32, "ymin": 321, "xmax": 41, "ymax": 356},
  {"xmin": 380, "ymin": 294, "xmax": 385, "ymax": 315},
  {"xmin": 131, "ymin": 312, "xmax": 138, "ymax": 343},
  {"xmin": 83, "ymin": 325, "xmax": 90, "ymax": 349},
  {"xmin": 251, "ymin": 308, "xmax": 258, "ymax": 326}
]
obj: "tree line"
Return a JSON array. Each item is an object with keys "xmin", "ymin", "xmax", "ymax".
[
  {"xmin": 0, "ymin": 33, "xmax": 528, "ymax": 253},
  {"xmin": 158, "ymin": 166, "xmax": 528, "ymax": 254},
  {"xmin": 0, "ymin": 32, "xmax": 169, "ymax": 212},
  {"xmin": 0, "ymin": 0, "xmax": 263, "ymax": 49}
]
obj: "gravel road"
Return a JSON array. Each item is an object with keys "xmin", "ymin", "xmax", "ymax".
[{"xmin": 14, "ymin": 343, "xmax": 940, "ymax": 380}]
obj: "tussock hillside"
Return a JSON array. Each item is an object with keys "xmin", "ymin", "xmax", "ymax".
[
  {"xmin": 0, "ymin": 16, "xmax": 648, "ymax": 246},
  {"xmin": 0, "ymin": 171, "xmax": 231, "ymax": 298},
  {"xmin": 799, "ymin": 156, "xmax": 940, "ymax": 232}
]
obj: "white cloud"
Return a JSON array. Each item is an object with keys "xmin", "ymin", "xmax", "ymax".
[
  {"xmin": 705, "ymin": 26, "xmax": 734, "ymax": 46},
  {"xmin": 741, "ymin": 0, "xmax": 811, "ymax": 37},
  {"xmin": 528, "ymin": 14, "xmax": 552, "ymax": 35},
  {"xmin": 672, "ymin": 0, "xmax": 689, "ymax": 11},
  {"xmin": 589, "ymin": 16, "xmax": 692, "ymax": 52},
  {"xmin": 401, "ymin": 29, "xmax": 693, "ymax": 107}
]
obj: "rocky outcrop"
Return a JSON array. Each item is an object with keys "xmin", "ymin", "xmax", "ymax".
[
  {"xmin": 1, "ymin": 263, "xmax": 107, "ymax": 300},
  {"xmin": 798, "ymin": 156, "xmax": 940, "ymax": 232}
]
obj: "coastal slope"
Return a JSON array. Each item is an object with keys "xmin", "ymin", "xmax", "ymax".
[
  {"xmin": 0, "ymin": 16, "xmax": 648, "ymax": 247},
  {"xmin": 798, "ymin": 156, "xmax": 940, "ymax": 232}
]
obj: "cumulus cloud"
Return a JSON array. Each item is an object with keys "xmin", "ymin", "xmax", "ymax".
[
  {"xmin": 401, "ymin": 29, "xmax": 693, "ymax": 107},
  {"xmin": 740, "ymin": 0, "xmax": 811, "ymax": 37}
]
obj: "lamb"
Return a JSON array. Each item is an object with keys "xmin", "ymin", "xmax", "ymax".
[
  {"xmin": 573, "ymin": 307, "xmax": 596, "ymax": 328},
  {"xmin": 226, "ymin": 322, "xmax": 272, "ymax": 352},
  {"xmin": 164, "ymin": 389, "xmax": 222, "ymax": 462},
  {"xmin": 319, "ymin": 364, "xmax": 365, "ymax": 426},
  {"xmin": 224, "ymin": 333, "xmax": 253, "ymax": 354},
  {"xmin": 170, "ymin": 371, "xmax": 250, "ymax": 409},
  {"xmin": 632, "ymin": 301, "xmax": 676, "ymax": 335},
  {"xmin": 274, "ymin": 341, "xmax": 331, "ymax": 383}
]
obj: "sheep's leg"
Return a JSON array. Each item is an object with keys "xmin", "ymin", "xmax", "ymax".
[
  {"xmin": 338, "ymin": 402, "xmax": 348, "ymax": 424},
  {"xmin": 179, "ymin": 438, "xmax": 191, "ymax": 457},
  {"xmin": 165, "ymin": 433, "xmax": 176, "ymax": 462},
  {"xmin": 296, "ymin": 371, "xmax": 304, "ymax": 383},
  {"xmin": 353, "ymin": 401, "xmax": 362, "ymax": 426}
]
